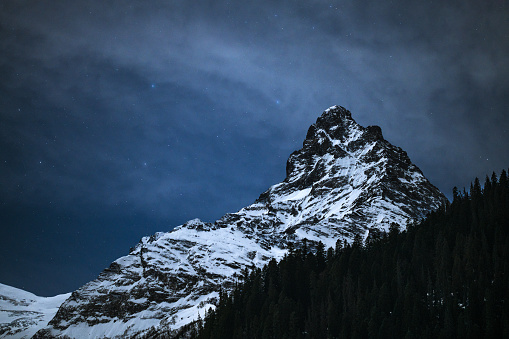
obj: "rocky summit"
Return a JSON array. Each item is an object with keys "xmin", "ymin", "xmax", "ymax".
[{"xmin": 32, "ymin": 105, "xmax": 447, "ymax": 338}]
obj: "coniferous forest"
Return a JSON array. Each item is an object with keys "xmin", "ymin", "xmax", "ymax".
[{"xmin": 189, "ymin": 169, "xmax": 509, "ymax": 339}]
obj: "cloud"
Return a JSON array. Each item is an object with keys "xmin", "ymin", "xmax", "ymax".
[{"xmin": 1, "ymin": 0, "xmax": 509, "ymax": 217}]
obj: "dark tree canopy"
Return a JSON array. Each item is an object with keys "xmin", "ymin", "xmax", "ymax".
[{"xmin": 191, "ymin": 168, "xmax": 509, "ymax": 339}]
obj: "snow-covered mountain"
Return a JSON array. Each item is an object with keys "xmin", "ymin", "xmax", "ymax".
[
  {"xmin": 0, "ymin": 283, "xmax": 70, "ymax": 338},
  {"xmin": 32, "ymin": 105, "xmax": 447, "ymax": 338}
]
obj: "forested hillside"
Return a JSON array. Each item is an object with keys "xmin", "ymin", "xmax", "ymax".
[{"xmin": 193, "ymin": 170, "xmax": 509, "ymax": 339}]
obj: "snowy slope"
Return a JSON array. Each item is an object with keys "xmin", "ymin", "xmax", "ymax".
[
  {"xmin": 0, "ymin": 283, "xmax": 70, "ymax": 338},
  {"xmin": 34, "ymin": 105, "xmax": 447, "ymax": 338}
]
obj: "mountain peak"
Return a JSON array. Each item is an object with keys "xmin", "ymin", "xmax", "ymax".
[
  {"xmin": 306, "ymin": 105, "xmax": 355, "ymax": 141},
  {"xmin": 33, "ymin": 105, "xmax": 447, "ymax": 339},
  {"xmin": 288, "ymin": 106, "xmax": 386, "ymax": 185},
  {"xmin": 320, "ymin": 105, "xmax": 353, "ymax": 123},
  {"xmin": 315, "ymin": 105, "xmax": 383, "ymax": 139},
  {"xmin": 321, "ymin": 104, "xmax": 352, "ymax": 120},
  {"xmin": 302, "ymin": 105, "xmax": 382, "ymax": 151}
]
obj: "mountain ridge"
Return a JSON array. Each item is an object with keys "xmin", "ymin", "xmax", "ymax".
[{"xmin": 23, "ymin": 105, "xmax": 447, "ymax": 338}]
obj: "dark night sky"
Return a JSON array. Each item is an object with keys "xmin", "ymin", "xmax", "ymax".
[{"xmin": 1, "ymin": 0, "xmax": 508, "ymax": 296}]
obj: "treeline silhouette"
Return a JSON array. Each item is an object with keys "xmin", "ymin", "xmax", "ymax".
[{"xmin": 191, "ymin": 169, "xmax": 509, "ymax": 339}]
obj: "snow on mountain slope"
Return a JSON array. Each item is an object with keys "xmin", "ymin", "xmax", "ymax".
[
  {"xmin": 34, "ymin": 105, "xmax": 448, "ymax": 338},
  {"xmin": 0, "ymin": 283, "xmax": 70, "ymax": 338}
]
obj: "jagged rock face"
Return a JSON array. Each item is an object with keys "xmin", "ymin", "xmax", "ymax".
[
  {"xmin": 264, "ymin": 105, "xmax": 446, "ymax": 242},
  {"xmin": 36, "ymin": 105, "xmax": 447, "ymax": 338}
]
